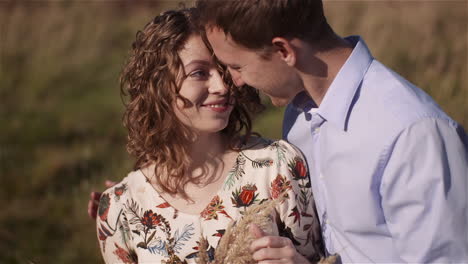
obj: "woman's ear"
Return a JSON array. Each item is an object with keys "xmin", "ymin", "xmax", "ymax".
[{"xmin": 272, "ymin": 37, "xmax": 296, "ymax": 66}]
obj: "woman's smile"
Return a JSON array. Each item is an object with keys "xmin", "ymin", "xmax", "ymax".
[{"xmin": 201, "ymin": 99, "xmax": 232, "ymax": 113}]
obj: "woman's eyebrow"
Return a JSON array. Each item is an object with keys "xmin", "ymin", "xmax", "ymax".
[{"xmin": 184, "ymin": 60, "xmax": 212, "ymax": 68}]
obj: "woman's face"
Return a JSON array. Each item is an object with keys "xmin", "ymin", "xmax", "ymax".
[{"xmin": 174, "ymin": 34, "xmax": 234, "ymax": 134}]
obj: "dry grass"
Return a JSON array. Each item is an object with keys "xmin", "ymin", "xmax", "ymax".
[
  {"xmin": 196, "ymin": 198, "xmax": 279, "ymax": 264},
  {"xmin": 196, "ymin": 195, "xmax": 337, "ymax": 264}
]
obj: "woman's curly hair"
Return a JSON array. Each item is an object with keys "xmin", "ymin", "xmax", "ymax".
[{"xmin": 120, "ymin": 8, "xmax": 263, "ymax": 199}]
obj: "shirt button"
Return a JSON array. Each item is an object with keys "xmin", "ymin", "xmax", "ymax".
[
  {"xmin": 314, "ymin": 127, "xmax": 320, "ymax": 133},
  {"xmin": 319, "ymin": 173, "xmax": 324, "ymax": 179}
]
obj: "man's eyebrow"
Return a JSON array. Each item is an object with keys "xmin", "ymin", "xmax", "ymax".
[
  {"xmin": 227, "ymin": 64, "xmax": 241, "ymax": 69},
  {"xmin": 218, "ymin": 59, "xmax": 240, "ymax": 69},
  {"xmin": 209, "ymin": 52, "xmax": 241, "ymax": 69}
]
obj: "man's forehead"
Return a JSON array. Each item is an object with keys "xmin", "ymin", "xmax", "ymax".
[
  {"xmin": 205, "ymin": 26, "xmax": 258, "ymax": 67},
  {"xmin": 206, "ymin": 26, "xmax": 234, "ymax": 45},
  {"xmin": 206, "ymin": 28, "xmax": 237, "ymax": 57}
]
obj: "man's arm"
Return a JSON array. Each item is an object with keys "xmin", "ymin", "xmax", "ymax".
[{"xmin": 380, "ymin": 117, "xmax": 468, "ymax": 262}]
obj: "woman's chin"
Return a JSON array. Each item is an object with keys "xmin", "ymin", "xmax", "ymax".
[{"xmin": 193, "ymin": 122, "xmax": 230, "ymax": 134}]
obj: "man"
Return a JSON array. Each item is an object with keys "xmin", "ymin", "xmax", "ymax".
[{"xmin": 197, "ymin": 0, "xmax": 468, "ymax": 263}]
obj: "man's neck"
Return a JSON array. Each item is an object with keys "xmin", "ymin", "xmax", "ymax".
[{"xmin": 297, "ymin": 36, "xmax": 353, "ymax": 106}]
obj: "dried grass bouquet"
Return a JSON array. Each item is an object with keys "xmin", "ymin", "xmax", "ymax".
[{"xmin": 195, "ymin": 196, "xmax": 338, "ymax": 264}]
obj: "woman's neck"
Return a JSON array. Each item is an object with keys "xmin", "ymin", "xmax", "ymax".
[
  {"xmin": 190, "ymin": 132, "xmax": 226, "ymax": 164},
  {"xmin": 153, "ymin": 131, "xmax": 239, "ymax": 214},
  {"xmin": 185, "ymin": 131, "xmax": 231, "ymax": 186}
]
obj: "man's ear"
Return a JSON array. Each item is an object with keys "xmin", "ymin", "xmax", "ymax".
[{"xmin": 272, "ymin": 37, "xmax": 296, "ymax": 66}]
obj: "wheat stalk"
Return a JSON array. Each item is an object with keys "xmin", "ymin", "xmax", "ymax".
[{"xmin": 196, "ymin": 194, "xmax": 338, "ymax": 264}]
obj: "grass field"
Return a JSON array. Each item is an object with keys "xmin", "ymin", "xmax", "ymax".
[{"xmin": 0, "ymin": 1, "xmax": 466, "ymax": 263}]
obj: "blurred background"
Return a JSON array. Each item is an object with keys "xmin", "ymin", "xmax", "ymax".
[{"xmin": 0, "ymin": 0, "xmax": 466, "ymax": 263}]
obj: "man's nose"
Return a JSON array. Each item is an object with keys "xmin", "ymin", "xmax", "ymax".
[{"xmin": 229, "ymin": 69, "xmax": 245, "ymax": 87}]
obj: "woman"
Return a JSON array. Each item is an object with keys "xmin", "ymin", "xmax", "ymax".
[{"xmin": 95, "ymin": 8, "xmax": 323, "ymax": 264}]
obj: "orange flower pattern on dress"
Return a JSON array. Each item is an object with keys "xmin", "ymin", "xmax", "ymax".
[
  {"xmin": 287, "ymin": 156, "xmax": 314, "ymax": 233},
  {"xmin": 156, "ymin": 202, "xmax": 179, "ymax": 219},
  {"xmin": 113, "ymin": 243, "xmax": 136, "ymax": 264},
  {"xmin": 271, "ymin": 174, "xmax": 292, "ymax": 200},
  {"xmin": 141, "ymin": 210, "xmax": 162, "ymax": 229},
  {"xmin": 114, "ymin": 184, "xmax": 127, "ymax": 199},
  {"xmin": 289, "ymin": 158, "xmax": 308, "ymax": 180},
  {"xmin": 231, "ymin": 184, "xmax": 258, "ymax": 208},
  {"xmin": 156, "ymin": 202, "xmax": 171, "ymax": 208},
  {"xmin": 200, "ymin": 195, "xmax": 232, "ymax": 220}
]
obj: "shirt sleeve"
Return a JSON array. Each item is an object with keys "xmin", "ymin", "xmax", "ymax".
[
  {"xmin": 380, "ymin": 118, "xmax": 468, "ymax": 262},
  {"xmin": 272, "ymin": 141, "xmax": 324, "ymax": 262},
  {"xmin": 96, "ymin": 188, "xmax": 137, "ymax": 264}
]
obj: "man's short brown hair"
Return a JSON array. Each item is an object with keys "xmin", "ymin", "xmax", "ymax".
[{"xmin": 196, "ymin": 0, "xmax": 332, "ymax": 50}]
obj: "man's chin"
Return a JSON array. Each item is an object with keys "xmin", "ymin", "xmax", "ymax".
[{"xmin": 269, "ymin": 96, "xmax": 290, "ymax": 107}]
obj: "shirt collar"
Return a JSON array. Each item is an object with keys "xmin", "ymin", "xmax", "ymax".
[{"xmin": 317, "ymin": 36, "xmax": 374, "ymax": 131}]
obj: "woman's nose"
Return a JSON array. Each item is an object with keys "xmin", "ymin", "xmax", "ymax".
[{"xmin": 208, "ymin": 71, "xmax": 229, "ymax": 95}]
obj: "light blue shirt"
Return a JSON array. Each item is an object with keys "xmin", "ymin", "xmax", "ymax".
[{"xmin": 283, "ymin": 36, "xmax": 468, "ymax": 263}]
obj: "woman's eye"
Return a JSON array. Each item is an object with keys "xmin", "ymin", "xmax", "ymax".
[{"xmin": 189, "ymin": 70, "xmax": 210, "ymax": 79}]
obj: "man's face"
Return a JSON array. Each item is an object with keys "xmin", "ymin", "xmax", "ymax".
[{"xmin": 206, "ymin": 27, "xmax": 302, "ymax": 106}]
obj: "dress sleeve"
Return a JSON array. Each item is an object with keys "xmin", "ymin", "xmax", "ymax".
[
  {"xmin": 271, "ymin": 141, "xmax": 324, "ymax": 262},
  {"xmin": 96, "ymin": 187, "xmax": 137, "ymax": 264},
  {"xmin": 380, "ymin": 118, "xmax": 468, "ymax": 262}
]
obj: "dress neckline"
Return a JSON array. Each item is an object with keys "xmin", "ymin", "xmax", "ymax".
[{"xmin": 136, "ymin": 150, "xmax": 243, "ymax": 218}]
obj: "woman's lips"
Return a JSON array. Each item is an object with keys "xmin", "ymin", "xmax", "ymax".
[
  {"xmin": 201, "ymin": 98, "xmax": 233, "ymax": 113},
  {"xmin": 202, "ymin": 103, "xmax": 231, "ymax": 113}
]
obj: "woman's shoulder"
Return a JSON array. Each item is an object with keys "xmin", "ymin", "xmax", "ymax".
[
  {"xmin": 99, "ymin": 170, "xmax": 145, "ymax": 207},
  {"xmin": 96, "ymin": 170, "xmax": 149, "ymax": 227}
]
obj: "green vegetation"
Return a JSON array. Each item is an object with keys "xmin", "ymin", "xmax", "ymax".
[{"xmin": 0, "ymin": 1, "xmax": 466, "ymax": 263}]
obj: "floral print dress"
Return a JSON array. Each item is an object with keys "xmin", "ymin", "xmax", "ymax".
[{"xmin": 96, "ymin": 139, "xmax": 322, "ymax": 263}]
